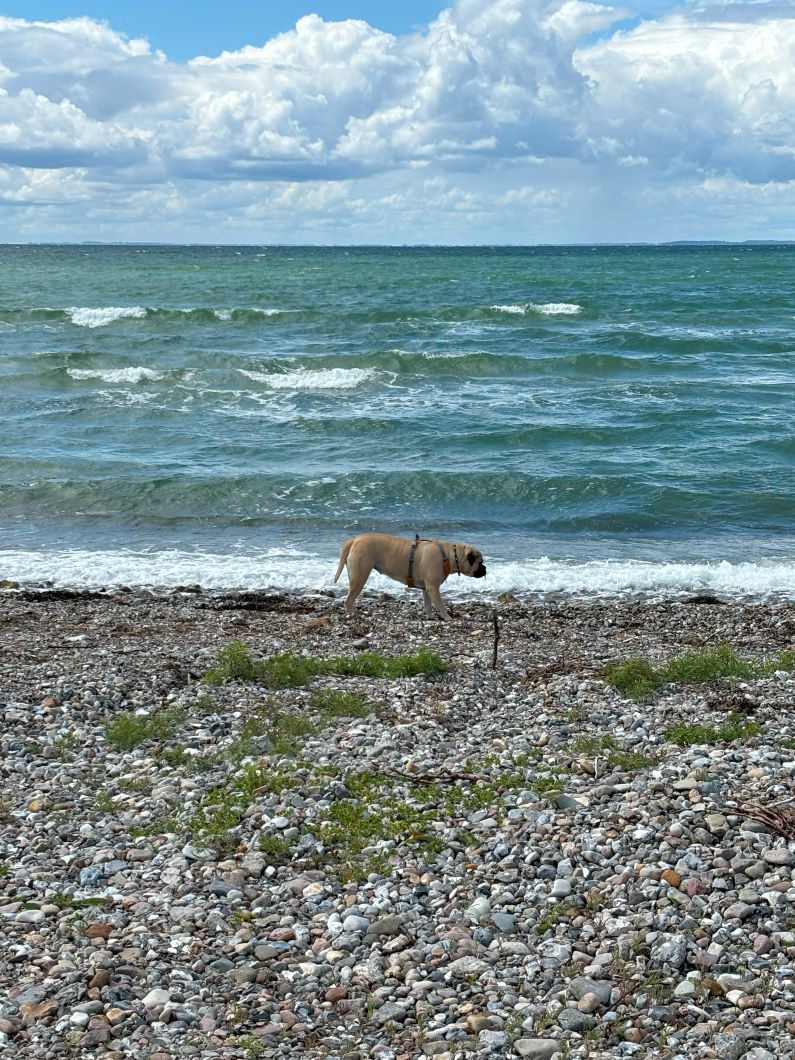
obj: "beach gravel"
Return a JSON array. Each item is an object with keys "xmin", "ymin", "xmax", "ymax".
[{"xmin": 2, "ymin": 586, "xmax": 795, "ymax": 1058}]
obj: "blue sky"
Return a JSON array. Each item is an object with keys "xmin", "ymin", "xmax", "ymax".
[
  {"xmin": 0, "ymin": 1, "xmax": 793, "ymax": 243},
  {"xmin": 2, "ymin": 1, "xmax": 681, "ymax": 59}
]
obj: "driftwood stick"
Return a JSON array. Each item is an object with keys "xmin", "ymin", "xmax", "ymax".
[{"xmin": 492, "ymin": 609, "xmax": 500, "ymax": 670}]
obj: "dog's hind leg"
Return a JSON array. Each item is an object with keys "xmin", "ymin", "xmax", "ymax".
[{"xmin": 343, "ymin": 563, "xmax": 371, "ymax": 617}]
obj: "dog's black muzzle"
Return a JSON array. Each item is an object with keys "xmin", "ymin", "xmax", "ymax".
[{"xmin": 473, "ymin": 563, "xmax": 486, "ymax": 578}]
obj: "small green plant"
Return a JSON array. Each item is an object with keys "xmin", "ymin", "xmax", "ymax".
[
  {"xmin": 49, "ymin": 894, "xmax": 110, "ymax": 910},
  {"xmin": 233, "ymin": 1036, "xmax": 266, "ymax": 1060},
  {"xmin": 104, "ymin": 706, "xmax": 187, "ymax": 751},
  {"xmin": 195, "ymin": 692, "xmax": 220, "ymax": 714},
  {"xmin": 52, "ymin": 733, "xmax": 77, "ymax": 759},
  {"xmin": 664, "ymin": 711, "xmax": 760, "ymax": 747},
  {"xmin": 537, "ymin": 899, "xmax": 577, "ymax": 934},
  {"xmin": 94, "ymin": 790, "xmax": 114, "ymax": 813},
  {"xmin": 533, "ymin": 1008, "xmax": 556, "ymax": 1033},
  {"xmin": 0, "ymin": 864, "xmax": 11, "ymax": 877},
  {"xmin": 309, "ymin": 688, "xmax": 372, "ymax": 719},
  {"xmin": 129, "ymin": 815, "xmax": 179, "ymax": 837},
  {"xmin": 258, "ymin": 834, "xmax": 293, "ymax": 861}
]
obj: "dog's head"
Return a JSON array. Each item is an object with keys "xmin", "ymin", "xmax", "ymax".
[{"xmin": 461, "ymin": 545, "xmax": 486, "ymax": 579}]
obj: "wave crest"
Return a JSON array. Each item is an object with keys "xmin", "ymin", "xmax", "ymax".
[
  {"xmin": 67, "ymin": 367, "xmax": 163, "ymax": 384},
  {"xmin": 238, "ymin": 367, "xmax": 378, "ymax": 390},
  {"xmin": 68, "ymin": 306, "xmax": 148, "ymax": 328}
]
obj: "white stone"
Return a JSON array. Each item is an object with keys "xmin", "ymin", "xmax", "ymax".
[{"xmin": 142, "ymin": 989, "xmax": 171, "ymax": 1009}]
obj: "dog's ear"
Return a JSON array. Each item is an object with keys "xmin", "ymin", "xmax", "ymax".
[{"xmin": 466, "ymin": 550, "xmax": 478, "ymax": 567}]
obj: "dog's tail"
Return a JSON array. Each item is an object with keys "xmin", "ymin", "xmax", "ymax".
[{"xmin": 333, "ymin": 538, "xmax": 355, "ymax": 583}]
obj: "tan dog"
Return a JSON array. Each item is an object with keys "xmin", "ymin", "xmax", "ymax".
[{"xmin": 334, "ymin": 532, "xmax": 486, "ymax": 620}]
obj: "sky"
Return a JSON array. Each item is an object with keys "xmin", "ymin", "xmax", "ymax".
[{"xmin": 0, "ymin": 0, "xmax": 793, "ymax": 244}]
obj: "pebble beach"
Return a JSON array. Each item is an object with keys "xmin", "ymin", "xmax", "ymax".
[{"xmin": 2, "ymin": 586, "xmax": 795, "ymax": 1060}]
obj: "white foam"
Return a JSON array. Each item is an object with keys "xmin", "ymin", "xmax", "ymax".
[
  {"xmin": 213, "ymin": 308, "xmax": 285, "ymax": 320},
  {"xmin": 68, "ymin": 306, "xmax": 147, "ymax": 328},
  {"xmin": 529, "ymin": 302, "xmax": 583, "ymax": 315},
  {"xmin": 491, "ymin": 302, "xmax": 583, "ymax": 316},
  {"xmin": 485, "ymin": 557, "xmax": 795, "ymax": 600},
  {"xmin": 67, "ymin": 367, "xmax": 163, "ymax": 384},
  {"xmin": 238, "ymin": 367, "xmax": 377, "ymax": 390},
  {"xmin": 1, "ymin": 550, "xmax": 794, "ymax": 601}
]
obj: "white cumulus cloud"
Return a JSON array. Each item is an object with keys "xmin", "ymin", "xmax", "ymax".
[{"xmin": 0, "ymin": 1, "xmax": 793, "ymax": 241}]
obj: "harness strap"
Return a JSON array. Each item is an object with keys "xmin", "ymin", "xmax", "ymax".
[
  {"xmin": 406, "ymin": 534, "xmax": 420, "ymax": 589},
  {"xmin": 438, "ymin": 542, "xmax": 451, "ymax": 579},
  {"xmin": 406, "ymin": 535, "xmax": 451, "ymax": 588}
]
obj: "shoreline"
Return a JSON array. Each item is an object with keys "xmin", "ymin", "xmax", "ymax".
[{"xmin": 2, "ymin": 591, "xmax": 795, "ymax": 1058}]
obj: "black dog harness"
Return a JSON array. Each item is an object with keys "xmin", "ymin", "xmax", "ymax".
[{"xmin": 406, "ymin": 534, "xmax": 451, "ymax": 589}]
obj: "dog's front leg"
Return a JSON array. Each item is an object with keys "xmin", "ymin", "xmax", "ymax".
[
  {"xmin": 421, "ymin": 588, "xmax": 436, "ymax": 618},
  {"xmin": 425, "ymin": 584, "xmax": 451, "ymax": 621}
]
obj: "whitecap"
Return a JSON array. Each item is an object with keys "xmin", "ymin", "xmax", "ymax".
[
  {"xmin": 528, "ymin": 302, "xmax": 583, "ymax": 315},
  {"xmin": 67, "ymin": 367, "xmax": 163, "ymax": 384},
  {"xmin": 238, "ymin": 367, "xmax": 377, "ymax": 390},
  {"xmin": 67, "ymin": 306, "xmax": 148, "ymax": 328},
  {"xmin": 213, "ymin": 308, "xmax": 287, "ymax": 320},
  {"xmin": 491, "ymin": 302, "xmax": 582, "ymax": 316}
]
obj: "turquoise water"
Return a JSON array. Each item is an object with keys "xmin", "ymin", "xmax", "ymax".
[{"xmin": 1, "ymin": 243, "xmax": 794, "ymax": 596}]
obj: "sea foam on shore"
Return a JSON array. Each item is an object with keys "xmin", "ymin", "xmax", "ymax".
[{"xmin": 2, "ymin": 548, "xmax": 794, "ymax": 601}]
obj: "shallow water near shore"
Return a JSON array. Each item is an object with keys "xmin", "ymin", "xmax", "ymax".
[{"xmin": 2, "ymin": 242, "xmax": 794, "ymax": 598}]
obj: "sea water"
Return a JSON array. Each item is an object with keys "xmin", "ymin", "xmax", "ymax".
[{"xmin": 1, "ymin": 243, "xmax": 794, "ymax": 599}]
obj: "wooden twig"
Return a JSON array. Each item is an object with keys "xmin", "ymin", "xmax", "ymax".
[{"xmin": 491, "ymin": 609, "xmax": 500, "ymax": 670}]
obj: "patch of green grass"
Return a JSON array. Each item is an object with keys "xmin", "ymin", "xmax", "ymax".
[
  {"xmin": 573, "ymin": 734, "xmax": 659, "ymax": 772},
  {"xmin": 309, "ymin": 688, "xmax": 372, "ymax": 719},
  {"xmin": 129, "ymin": 815, "xmax": 180, "ymax": 837},
  {"xmin": 606, "ymin": 643, "xmax": 795, "ymax": 700},
  {"xmin": 224, "ymin": 712, "xmax": 272, "ymax": 763},
  {"xmin": 203, "ymin": 640, "xmax": 446, "ymax": 688},
  {"xmin": 0, "ymin": 864, "xmax": 11, "ymax": 878},
  {"xmin": 324, "ymin": 646, "xmax": 446, "ymax": 679},
  {"xmin": 604, "ymin": 658, "xmax": 659, "ymax": 700},
  {"xmin": 270, "ymin": 712, "xmax": 316, "ymax": 756},
  {"xmin": 186, "ymin": 762, "xmax": 299, "ymax": 853},
  {"xmin": 157, "ymin": 744, "xmax": 218, "ymax": 772},
  {"xmin": 203, "ymin": 640, "xmax": 265, "ymax": 684},
  {"xmin": 663, "ymin": 643, "xmax": 758, "ymax": 683},
  {"xmin": 118, "ymin": 777, "xmax": 150, "ymax": 793},
  {"xmin": 664, "ymin": 711, "xmax": 761, "ymax": 747},
  {"xmin": 104, "ymin": 706, "xmax": 187, "ymax": 751}
]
